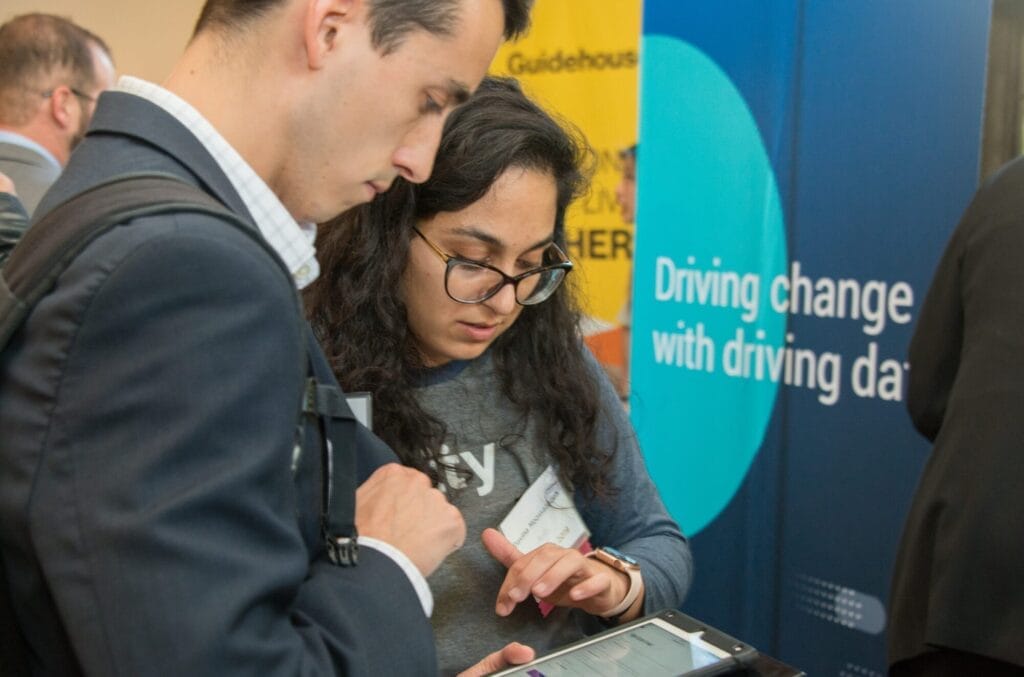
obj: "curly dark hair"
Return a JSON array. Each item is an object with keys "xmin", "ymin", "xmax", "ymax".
[{"xmin": 305, "ymin": 76, "xmax": 615, "ymax": 498}]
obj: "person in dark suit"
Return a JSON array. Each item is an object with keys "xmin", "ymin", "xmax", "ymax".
[
  {"xmin": 0, "ymin": 1, "xmax": 534, "ymax": 675},
  {"xmin": 0, "ymin": 13, "xmax": 115, "ymax": 216},
  {"xmin": 888, "ymin": 156, "xmax": 1024, "ymax": 676}
]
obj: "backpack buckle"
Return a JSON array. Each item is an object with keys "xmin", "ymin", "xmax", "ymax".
[{"xmin": 325, "ymin": 530, "xmax": 359, "ymax": 567}]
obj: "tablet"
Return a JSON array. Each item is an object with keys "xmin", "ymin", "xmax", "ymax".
[{"xmin": 490, "ymin": 609, "xmax": 756, "ymax": 677}]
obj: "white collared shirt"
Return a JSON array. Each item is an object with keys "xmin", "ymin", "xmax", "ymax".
[
  {"xmin": 113, "ymin": 76, "xmax": 433, "ymax": 616},
  {"xmin": 116, "ymin": 76, "xmax": 320, "ymax": 289}
]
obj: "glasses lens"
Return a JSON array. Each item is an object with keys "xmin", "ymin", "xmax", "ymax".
[
  {"xmin": 446, "ymin": 262, "xmax": 505, "ymax": 303},
  {"xmin": 516, "ymin": 268, "xmax": 567, "ymax": 305}
]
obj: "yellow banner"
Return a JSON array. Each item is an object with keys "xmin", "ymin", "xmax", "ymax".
[{"xmin": 491, "ymin": 1, "xmax": 640, "ymax": 328}]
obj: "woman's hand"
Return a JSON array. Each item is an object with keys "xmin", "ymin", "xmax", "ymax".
[{"xmin": 481, "ymin": 528, "xmax": 644, "ymax": 621}]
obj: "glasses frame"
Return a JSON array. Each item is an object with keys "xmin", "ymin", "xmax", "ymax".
[
  {"xmin": 42, "ymin": 87, "xmax": 97, "ymax": 104},
  {"xmin": 412, "ymin": 226, "xmax": 573, "ymax": 306}
]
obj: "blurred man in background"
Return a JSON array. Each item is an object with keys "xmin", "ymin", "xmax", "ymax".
[{"xmin": 0, "ymin": 13, "xmax": 115, "ymax": 215}]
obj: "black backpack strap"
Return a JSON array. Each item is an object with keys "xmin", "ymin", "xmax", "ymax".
[
  {"xmin": 0, "ymin": 172, "xmax": 358, "ymax": 562},
  {"xmin": 303, "ymin": 375, "xmax": 359, "ymax": 566},
  {"xmin": 0, "ymin": 172, "xmax": 256, "ymax": 349}
]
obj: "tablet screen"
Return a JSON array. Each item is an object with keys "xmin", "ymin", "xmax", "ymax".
[{"xmin": 494, "ymin": 617, "xmax": 731, "ymax": 676}]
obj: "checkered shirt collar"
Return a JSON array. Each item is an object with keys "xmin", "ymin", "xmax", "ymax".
[{"xmin": 116, "ymin": 76, "xmax": 319, "ymax": 289}]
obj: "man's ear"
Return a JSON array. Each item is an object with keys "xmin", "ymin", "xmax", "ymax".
[
  {"xmin": 47, "ymin": 86, "xmax": 75, "ymax": 130},
  {"xmin": 304, "ymin": 0, "xmax": 361, "ymax": 70}
]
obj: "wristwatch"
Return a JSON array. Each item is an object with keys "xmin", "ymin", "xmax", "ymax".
[{"xmin": 585, "ymin": 546, "xmax": 642, "ymax": 619}]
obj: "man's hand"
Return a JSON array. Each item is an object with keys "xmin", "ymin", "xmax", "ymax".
[
  {"xmin": 457, "ymin": 642, "xmax": 535, "ymax": 677},
  {"xmin": 482, "ymin": 528, "xmax": 643, "ymax": 620},
  {"xmin": 0, "ymin": 171, "xmax": 17, "ymax": 195},
  {"xmin": 355, "ymin": 464, "xmax": 465, "ymax": 577}
]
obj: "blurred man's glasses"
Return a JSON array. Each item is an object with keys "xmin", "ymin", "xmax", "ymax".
[
  {"xmin": 41, "ymin": 87, "xmax": 97, "ymax": 104},
  {"xmin": 413, "ymin": 226, "xmax": 572, "ymax": 306}
]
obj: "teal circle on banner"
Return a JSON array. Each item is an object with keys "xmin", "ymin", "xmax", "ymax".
[{"xmin": 631, "ymin": 35, "xmax": 788, "ymax": 536}]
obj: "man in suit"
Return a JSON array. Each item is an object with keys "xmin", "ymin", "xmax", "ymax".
[
  {"xmin": 0, "ymin": 13, "xmax": 115, "ymax": 216},
  {"xmin": 888, "ymin": 156, "xmax": 1024, "ymax": 676},
  {"xmin": 0, "ymin": 1, "xmax": 532, "ymax": 675}
]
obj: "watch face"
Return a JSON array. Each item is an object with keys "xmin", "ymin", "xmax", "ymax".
[{"xmin": 603, "ymin": 546, "xmax": 639, "ymax": 566}]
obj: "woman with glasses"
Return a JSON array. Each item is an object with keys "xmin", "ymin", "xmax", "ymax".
[{"xmin": 306, "ymin": 77, "xmax": 692, "ymax": 675}]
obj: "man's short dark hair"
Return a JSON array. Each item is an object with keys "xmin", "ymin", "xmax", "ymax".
[
  {"xmin": 194, "ymin": 0, "xmax": 532, "ymax": 51},
  {"xmin": 0, "ymin": 13, "xmax": 111, "ymax": 125}
]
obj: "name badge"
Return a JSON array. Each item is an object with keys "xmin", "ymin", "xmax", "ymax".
[
  {"xmin": 345, "ymin": 392, "xmax": 372, "ymax": 429},
  {"xmin": 499, "ymin": 466, "xmax": 591, "ymax": 616}
]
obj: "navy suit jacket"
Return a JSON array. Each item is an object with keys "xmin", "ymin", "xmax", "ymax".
[{"xmin": 0, "ymin": 92, "xmax": 438, "ymax": 675}]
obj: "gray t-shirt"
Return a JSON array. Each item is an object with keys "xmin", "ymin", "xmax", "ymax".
[
  {"xmin": 416, "ymin": 354, "xmax": 583, "ymax": 675},
  {"xmin": 414, "ymin": 349, "xmax": 692, "ymax": 675}
]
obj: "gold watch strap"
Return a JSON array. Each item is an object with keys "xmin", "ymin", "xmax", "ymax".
[{"xmin": 586, "ymin": 549, "xmax": 643, "ymax": 618}]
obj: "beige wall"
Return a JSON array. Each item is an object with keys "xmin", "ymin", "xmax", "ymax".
[{"xmin": 2, "ymin": 1, "xmax": 207, "ymax": 84}]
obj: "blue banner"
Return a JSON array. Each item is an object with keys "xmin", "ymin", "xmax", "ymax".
[{"xmin": 631, "ymin": 1, "xmax": 990, "ymax": 672}]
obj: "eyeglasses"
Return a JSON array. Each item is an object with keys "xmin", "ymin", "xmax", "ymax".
[
  {"xmin": 412, "ymin": 226, "xmax": 573, "ymax": 306},
  {"xmin": 41, "ymin": 87, "xmax": 97, "ymax": 104},
  {"xmin": 70, "ymin": 88, "xmax": 97, "ymax": 103}
]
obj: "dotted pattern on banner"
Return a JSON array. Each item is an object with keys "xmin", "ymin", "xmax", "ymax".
[
  {"xmin": 839, "ymin": 662, "xmax": 884, "ymax": 677},
  {"xmin": 792, "ymin": 573, "xmax": 886, "ymax": 635}
]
